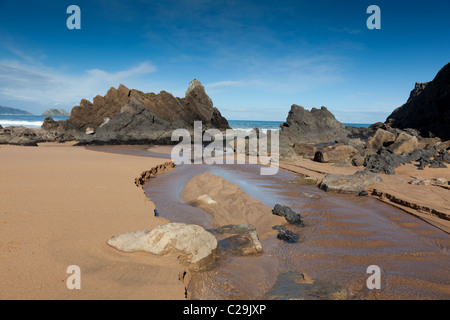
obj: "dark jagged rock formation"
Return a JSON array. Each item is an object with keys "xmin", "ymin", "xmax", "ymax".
[
  {"xmin": 272, "ymin": 204, "xmax": 304, "ymax": 226},
  {"xmin": 280, "ymin": 105, "xmax": 350, "ymax": 145},
  {"xmin": 272, "ymin": 225, "xmax": 298, "ymax": 243},
  {"xmin": 43, "ymin": 80, "xmax": 230, "ymax": 144},
  {"xmin": 386, "ymin": 62, "xmax": 450, "ymax": 140},
  {"xmin": 363, "ymin": 147, "xmax": 450, "ymax": 174},
  {"xmin": 0, "ymin": 126, "xmax": 58, "ymax": 146}
]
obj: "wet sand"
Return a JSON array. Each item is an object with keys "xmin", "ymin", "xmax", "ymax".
[
  {"xmin": 140, "ymin": 149, "xmax": 450, "ymax": 300},
  {"xmin": 1, "ymin": 143, "xmax": 449, "ymax": 300},
  {"xmin": 280, "ymin": 158, "xmax": 450, "ymax": 233},
  {"xmin": 0, "ymin": 143, "xmax": 185, "ymax": 299}
]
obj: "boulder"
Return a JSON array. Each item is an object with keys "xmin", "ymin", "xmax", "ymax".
[
  {"xmin": 351, "ymin": 148, "xmax": 376, "ymax": 167},
  {"xmin": 107, "ymin": 223, "xmax": 218, "ymax": 269},
  {"xmin": 212, "ymin": 224, "xmax": 263, "ymax": 256},
  {"xmin": 388, "ymin": 132, "xmax": 419, "ymax": 155},
  {"xmin": 367, "ymin": 129, "xmax": 396, "ymax": 150},
  {"xmin": 272, "ymin": 225, "xmax": 298, "ymax": 243},
  {"xmin": 279, "ymin": 144, "xmax": 299, "ymax": 162},
  {"xmin": 386, "ymin": 63, "xmax": 450, "ymax": 140},
  {"xmin": 313, "ymin": 145, "xmax": 357, "ymax": 163},
  {"xmin": 436, "ymin": 140, "xmax": 450, "ymax": 151},
  {"xmin": 417, "ymin": 137, "xmax": 441, "ymax": 149},
  {"xmin": 272, "ymin": 204, "xmax": 304, "ymax": 225},
  {"xmin": 319, "ymin": 171, "xmax": 382, "ymax": 194}
]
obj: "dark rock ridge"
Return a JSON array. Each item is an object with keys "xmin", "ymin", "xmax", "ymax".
[
  {"xmin": 272, "ymin": 225, "xmax": 298, "ymax": 243},
  {"xmin": 386, "ymin": 62, "xmax": 450, "ymax": 140},
  {"xmin": 280, "ymin": 105, "xmax": 350, "ymax": 145},
  {"xmin": 43, "ymin": 79, "xmax": 230, "ymax": 144},
  {"xmin": 0, "ymin": 126, "xmax": 58, "ymax": 146}
]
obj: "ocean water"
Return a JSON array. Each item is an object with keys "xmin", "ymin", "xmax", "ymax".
[
  {"xmin": 0, "ymin": 115, "xmax": 371, "ymax": 130},
  {"xmin": 0, "ymin": 115, "xmax": 69, "ymax": 128},
  {"xmin": 228, "ymin": 119, "xmax": 371, "ymax": 131}
]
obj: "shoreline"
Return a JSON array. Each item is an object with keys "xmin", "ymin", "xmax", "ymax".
[{"xmin": 1, "ymin": 142, "xmax": 449, "ymax": 299}]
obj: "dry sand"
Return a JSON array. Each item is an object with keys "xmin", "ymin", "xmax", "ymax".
[{"xmin": 0, "ymin": 142, "xmax": 185, "ymax": 300}]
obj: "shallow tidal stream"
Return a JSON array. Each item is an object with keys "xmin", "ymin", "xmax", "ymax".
[{"xmin": 91, "ymin": 145, "xmax": 450, "ymax": 300}]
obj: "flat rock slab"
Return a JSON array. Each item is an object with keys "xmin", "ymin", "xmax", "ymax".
[
  {"xmin": 319, "ymin": 170, "xmax": 382, "ymax": 194},
  {"xmin": 211, "ymin": 224, "xmax": 263, "ymax": 256}
]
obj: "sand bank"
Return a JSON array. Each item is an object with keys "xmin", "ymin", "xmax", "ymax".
[{"xmin": 0, "ymin": 143, "xmax": 185, "ymax": 300}]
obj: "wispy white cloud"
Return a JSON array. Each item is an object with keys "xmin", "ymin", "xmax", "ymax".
[{"xmin": 0, "ymin": 58, "xmax": 157, "ymax": 111}]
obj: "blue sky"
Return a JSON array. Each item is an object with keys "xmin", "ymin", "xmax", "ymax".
[{"xmin": 0, "ymin": 0, "xmax": 449, "ymax": 123}]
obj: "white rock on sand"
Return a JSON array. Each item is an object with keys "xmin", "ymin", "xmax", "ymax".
[{"xmin": 107, "ymin": 223, "xmax": 218, "ymax": 265}]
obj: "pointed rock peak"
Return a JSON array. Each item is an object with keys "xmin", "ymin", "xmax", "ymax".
[
  {"xmin": 118, "ymin": 84, "xmax": 131, "ymax": 97},
  {"xmin": 186, "ymin": 79, "xmax": 205, "ymax": 96}
]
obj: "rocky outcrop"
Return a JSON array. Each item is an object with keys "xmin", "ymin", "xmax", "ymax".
[
  {"xmin": 319, "ymin": 171, "xmax": 382, "ymax": 194},
  {"xmin": 43, "ymin": 80, "xmax": 230, "ymax": 144},
  {"xmin": 387, "ymin": 132, "xmax": 418, "ymax": 155},
  {"xmin": 280, "ymin": 105, "xmax": 350, "ymax": 146},
  {"xmin": 107, "ymin": 223, "xmax": 218, "ymax": 270},
  {"xmin": 386, "ymin": 62, "xmax": 450, "ymax": 140},
  {"xmin": 272, "ymin": 225, "xmax": 298, "ymax": 243},
  {"xmin": 0, "ymin": 126, "xmax": 58, "ymax": 146},
  {"xmin": 313, "ymin": 145, "xmax": 358, "ymax": 164},
  {"xmin": 363, "ymin": 147, "xmax": 450, "ymax": 174},
  {"xmin": 367, "ymin": 129, "xmax": 396, "ymax": 150},
  {"xmin": 272, "ymin": 204, "xmax": 304, "ymax": 226}
]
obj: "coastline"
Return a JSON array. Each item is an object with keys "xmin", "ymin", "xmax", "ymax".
[
  {"xmin": 0, "ymin": 142, "xmax": 185, "ymax": 300},
  {"xmin": 1, "ymin": 142, "xmax": 449, "ymax": 299}
]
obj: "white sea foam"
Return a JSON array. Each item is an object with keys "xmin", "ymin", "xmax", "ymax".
[
  {"xmin": 0, "ymin": 120, "xmax": 43, "ymax": 128},
  {"xmin": 231, "ymin": 128, "xmax": 280, "ymax": 135}
]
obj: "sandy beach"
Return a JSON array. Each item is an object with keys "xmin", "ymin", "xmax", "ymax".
[
  {"xmin": 1, "ymin": 143, "xmax": 449, "ymax": 300},
  {"xmin": 0, "ymin": 143, "xmax": 185, "ymax": 300}
]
